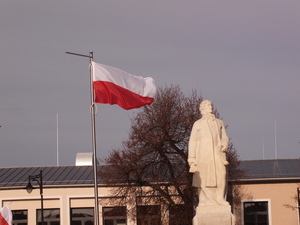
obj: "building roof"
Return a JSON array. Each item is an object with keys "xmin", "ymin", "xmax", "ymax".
[
  {"xmin": 239, "ymin": 159, "xmax": 300, "ymax": 181},
  {"xmin": 1, "ymin": 159, "xmax": 300, "ymax": 189},
  {"xmin": 0, "ymin": 166, "xmax": 97, "ymax": 189}
]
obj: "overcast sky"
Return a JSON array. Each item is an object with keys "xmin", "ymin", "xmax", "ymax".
[{"xmin": 1, "ymin": 1, "xmax": 299, "ymax": 168}]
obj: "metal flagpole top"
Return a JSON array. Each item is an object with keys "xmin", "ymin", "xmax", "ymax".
[{"xmin": 65, "ymin": 51, "xmax": 93, "ymax": 59}]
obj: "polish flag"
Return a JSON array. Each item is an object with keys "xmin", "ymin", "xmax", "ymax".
[
  {"xmin": 92, "ymin": 62, "xmax": 156, "ymax": 110},
  {"xmin": 0, "ymin": 205, "xmax": 12, "ymax": 225}
]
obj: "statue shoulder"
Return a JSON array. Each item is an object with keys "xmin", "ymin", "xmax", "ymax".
[
  {"xmin": 193, "ymin": 118, "xmax": 205, "ymax": 126},
  {"xmin": 191, "ymin": 119, "xmax": 206, "ymax": 130},
  {"xmin": 216, "ymin": 118, "xmax": 225, "ymax": 124}
]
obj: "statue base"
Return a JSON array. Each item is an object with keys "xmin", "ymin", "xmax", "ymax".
[{"xmin": 193, "ymin": 205, "xmax": 235, "ymax": 225}]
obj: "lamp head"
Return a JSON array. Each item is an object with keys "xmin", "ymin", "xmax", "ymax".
[{"xmin": 26, "ymin": 180, "xmax": 34, "ymax": 194}]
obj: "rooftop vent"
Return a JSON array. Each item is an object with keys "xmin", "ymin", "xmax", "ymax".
[{"xmin": 75, "ymin": 152, "xmax": 98, "ymax": 166}]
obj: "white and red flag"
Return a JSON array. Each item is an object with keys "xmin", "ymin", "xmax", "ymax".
[
  {"xmin": 0, "ymin": 205, "xmax": 12, "ymax": 225},
  {"xmin": 92, "ymin": 62, "xmax": 156, "ymax": 110}
]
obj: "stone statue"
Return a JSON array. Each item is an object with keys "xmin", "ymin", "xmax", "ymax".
[{"xmin": 188, "ymin": 100, "xmax": 229, "ymax": 206}]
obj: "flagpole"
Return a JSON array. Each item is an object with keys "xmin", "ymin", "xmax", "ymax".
[
  {"xmin": 56, "ymin": 113, "xmax": 59, "ymax": 166},
  {"xmin": 65, "ymin": 51, "xmax": 100, "ymax": 225},
  {"xmin": 89, "ymin": 52, "xmax": 100, "ymax": 225}
]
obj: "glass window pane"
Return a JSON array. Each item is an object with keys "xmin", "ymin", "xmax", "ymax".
[
  {"xmin": 37, "ymin": 209, "xmax": 60, "ymax": 225},
  {"xmin": 137, "ymin": 205, "xmax": 160, "ymax": 216},
  {"xmin": 104, "ymin": 219, "xmax": 114, "ymax": 225},
  {"xmin": 50, "ymin": 222, "xmax": 60, "ymax": 225},
  {"xmin": 116, "ymin": 219, "xmax": 126, "ymax": 225},
  {"xmin": 12, "ymin": 210, "xmax": 28, "ymax": 225},
  {"xmin": 137, "ymin": 205, "xmax": 161, "ymax": 225},
  {"xmin": 169, "ymin": 204, "xmax": 190, "ymax": 225},
  {"xmin": 71, "ymin": 221, "xmax": 81, "ymax": 225},
  {"xmin": 103, "ymin": 207, "xmax": 127, "ymax": 225},
  {"xmin": 71, "ymin": 208, "xmax": 94, "ymax": 225},
  {"xmin": 84, "ymin": 221, "xmax": 94, "ymax": 225},
  {"xmin": 243, "ymin": 201, "xmax": 268, "ymax": 225},
  {"xmin": 103, "ymin": 207, "xmax": 126, "ymax": 217}
]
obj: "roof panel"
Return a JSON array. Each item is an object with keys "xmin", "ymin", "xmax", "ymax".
[
  {"xmin": 1, "ymin": 159, "xmax": 300, "ymax": 188},
  {"xmin": 240, "ymin": 159, "xmax": 300, "ymax": 179},
  {"xmin": 72, "ymin": 166, "xmax": 93, "ymax": 184}
]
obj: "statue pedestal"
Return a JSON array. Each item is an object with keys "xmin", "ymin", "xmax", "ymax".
[{"xmin": 193, "ymin": 205, "xmax": 235, "ymax": 225}]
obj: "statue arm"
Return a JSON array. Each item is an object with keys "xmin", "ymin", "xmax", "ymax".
[
  {"xmin": 220, "ymin": 120, "xmax": 229, "ymax": 152},
  {"xmin": 188, "ymin": 123, "xmax": 198, "ymax": 172}
]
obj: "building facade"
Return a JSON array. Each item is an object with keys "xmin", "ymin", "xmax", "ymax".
[
  {"xmin": 1, "ymin": 159, "xmax": 300, "ymax": 225},
  {"xmin": 234, "ymin": 159, "xmax": 300, "ymax": 225}
]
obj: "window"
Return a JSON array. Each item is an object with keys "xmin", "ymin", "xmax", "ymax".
[
  {"xmin": 70, "ymin": 208, "xmax": 94, "ymax": 225},
  {"xmin": 137, "ymin": 205, "xmax": 161, "ymax": 225},
  {"xmin": 12, "ymin": 210, "xmax": 28, "ymax": 225},
  {"xmin": 103, "ymin": 207, "xmax": 127, "ymax": 225},
  {"xmin": 243, "ymin": 201, "xmax": 269, "ymax": 225},
  {"xmin": 37, "ymin": 209, "xmax": 60, "ymax": 225},
  {"xmin": 169, "ymin": 205, "xmax": 190, "ymax": 225}
]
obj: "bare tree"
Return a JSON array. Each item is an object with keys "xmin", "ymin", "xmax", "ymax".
[{"xmin": 100, "ymin": 85, "xmax": 243, "ymax": 225}]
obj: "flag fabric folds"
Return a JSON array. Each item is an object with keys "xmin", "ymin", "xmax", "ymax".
[
  {"xmin": 0, "ymin": 205, "xmax": 12, "ymax": 225},
  {"xmin": 92, "ymin": 62, "xmax": 156, "ymax": 110}
]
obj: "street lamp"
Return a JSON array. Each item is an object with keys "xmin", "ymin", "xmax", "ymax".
[{"xmin": 26, "ymin": 170, "xmax": 44, "ymax": 225}]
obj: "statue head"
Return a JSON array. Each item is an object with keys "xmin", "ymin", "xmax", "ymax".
[{"xmin": 199, "ymin": 100, "xmax": 213, "ymax": 115}]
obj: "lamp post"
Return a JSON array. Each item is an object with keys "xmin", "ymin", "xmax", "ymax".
[
  {"xmin": 298, "ymin": 188, "xmax": 300, "ymax": 221},
  {"xmin": 26, "ymin": 170, "xmax": 44, "ymax": 225}
]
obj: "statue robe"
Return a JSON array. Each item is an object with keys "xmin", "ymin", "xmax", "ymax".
[{"xmin": 188, "ymin": 117, "xmax": 229, "ymax": 188}]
